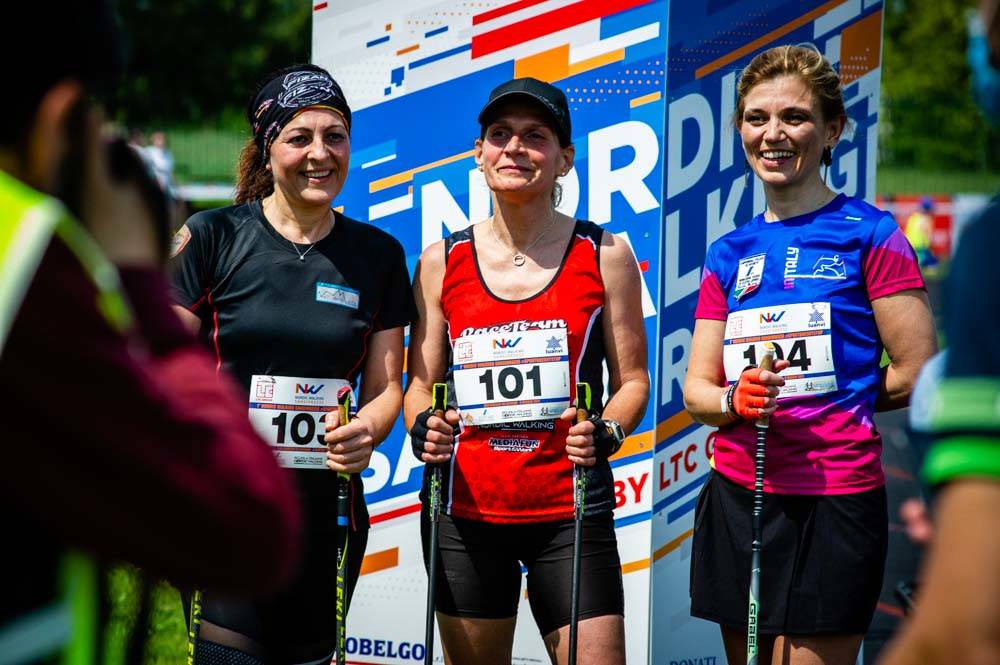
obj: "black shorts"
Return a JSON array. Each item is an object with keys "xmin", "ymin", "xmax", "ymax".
[
  {"xmin": 190, "ymin": 525, "xmax": 369, "ymax": 664},
  {"xmin": 420, "ymin": 510, "xmax": 624, "ymax": 637},
  {"xmin": 690, "ymin": 472, "xmax": 887, "ymax": 635}
]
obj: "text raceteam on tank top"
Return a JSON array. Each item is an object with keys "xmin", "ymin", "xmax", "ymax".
[
  {"xmin": 696, "ymin": 194, "xmax": 925, "ymax": 495},
  {"xmin": 439, "ymin": 220, "xmax": 615, "ymax": 523}
]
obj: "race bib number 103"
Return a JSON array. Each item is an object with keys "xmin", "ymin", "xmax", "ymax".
[{"xmin": 248, "ymin": 375, "xmax": 351, "ymax": 469}]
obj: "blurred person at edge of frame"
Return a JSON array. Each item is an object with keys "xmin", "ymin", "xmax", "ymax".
[
  {"xmin": 878, "ymin": 1, "xmax": 1000, "ymax": 664},
  {"xmin": 0, "ymin": 3, "xmax": 302, "ymax": 663}
]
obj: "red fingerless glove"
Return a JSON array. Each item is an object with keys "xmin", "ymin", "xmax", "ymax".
[{"xmin": 727, "ymin": 367, "xmax": 770, "ymax": 421}]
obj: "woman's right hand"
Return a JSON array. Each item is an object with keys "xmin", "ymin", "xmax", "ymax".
[
  {"xmin": 730, "ymin": 359, "xmax": 790, "ymax": 420},
  {"xmin": 410, "ymin": 409, "xmax": 460, "ymax": 464}
]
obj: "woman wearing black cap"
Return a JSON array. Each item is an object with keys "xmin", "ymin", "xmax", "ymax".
[
  {"xmin": 404, "ymin": 77, "xmax": 649, "ymax": 664},
  {"xmin": 171, "ymin": 64, "xmax": 415, "ymax": 664}
]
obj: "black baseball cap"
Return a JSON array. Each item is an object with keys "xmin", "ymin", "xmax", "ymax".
[{"xmin": 477, "ymin": 77, "xmax": 572, "ymax": 146}]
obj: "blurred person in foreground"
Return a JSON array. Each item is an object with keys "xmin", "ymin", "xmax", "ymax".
[
  {"xmin": 0, "ymin": 3, "xmax": 301, "ymax": 662},
  {"xmin": 878, "ymin": 1, "xmax": 1000, "ymax": 663}
]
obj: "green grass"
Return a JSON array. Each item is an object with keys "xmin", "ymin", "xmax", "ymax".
[
  {"xmin": 169, "ymin": 128, "xmax": 247, "ymax": 184},
  {"xmin": 877, "ymin": 167, "xmax": 1000, "ymax": 194},
  {"xmin": 107, "ymin": 566, "xmax": 188, "ymax": 664}
]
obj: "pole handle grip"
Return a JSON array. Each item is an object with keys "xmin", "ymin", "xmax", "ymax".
[
  {"xmin": 574, "ymin": 382, "xmax": 591, "ymax": 424},
  {"xmin": 755, "ymin": 343, "xmax": 776, "ymax": 428}
]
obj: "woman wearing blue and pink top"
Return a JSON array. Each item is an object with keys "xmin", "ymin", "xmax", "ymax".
[{"xmin": 683, "ymin": 46, "xmax": 936, "ymax": 665}]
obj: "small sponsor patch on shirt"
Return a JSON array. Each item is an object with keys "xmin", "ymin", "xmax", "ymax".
[
  {"xmin": 316, "ymin": 282, "xmax": 359, "ymax": 309},
  {"xmin": 170, "ymin": 225, "xmax": 191, "ymax": 258},
  {"xmin": 734, "ymin": 253, "xmax": 765, "ymax": 300},
  {"xmin": 488, "ymin": 437, "xmax": 540, "ymax": 453}
]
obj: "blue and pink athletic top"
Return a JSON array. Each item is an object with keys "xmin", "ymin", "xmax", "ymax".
[{"xmin": 695, "ymin": 194, "xmax": 924, "ymax": 495}]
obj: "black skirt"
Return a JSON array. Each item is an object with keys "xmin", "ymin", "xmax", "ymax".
[{"xmin": 690, "ymin": 471, "xmax": 887, "ymax": 635}]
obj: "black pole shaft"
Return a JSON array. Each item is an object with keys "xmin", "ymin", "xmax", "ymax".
[
  {"xmin": 569, "ymin": 465, "xmax": 583, "ymax": 665},
  {"xmin": 425, "ymin": 467, "xmax": 441, "ymax": 665}
]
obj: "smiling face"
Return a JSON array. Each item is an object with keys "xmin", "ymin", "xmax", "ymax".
[
  {"xmin": 475, "ymin": 100, "xmax": 574, "ymax": 203},
  {"xmin": 267, "ymin": 107, "xmax": 350, "ymax": 209},
  {"xmin": 739, "ymin": 74, "xmax": 844, "ymax": 191}
]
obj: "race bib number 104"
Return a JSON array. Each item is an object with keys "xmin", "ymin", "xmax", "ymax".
[
  {"xmin": 248, "ymin": 375, "xmax": 351, "ymax": 469},
  {"xmin": 723, "ymin": 302, "xmax": 838, "ymax": 399},
  {"xmin": 452, "ymin": 327, "xmax": 570, "ymax": 425}
]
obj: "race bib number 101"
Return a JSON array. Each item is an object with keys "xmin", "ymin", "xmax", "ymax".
[
  {"xmin": 723, "ymin": 302, "xmax": 838, "ymax": 399},
  {"xmin": 452, "ymin": 327, "xmax": 570, "ymax": 425},
  {"xmin": 248, "ymin": 375, "xmax": 351, "ymax": 469}
]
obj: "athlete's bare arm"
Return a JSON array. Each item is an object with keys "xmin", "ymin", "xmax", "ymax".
[
  {"xmin": 595, "ymin": 233, "xmax": 649, "ymax": 431},
  {"xmin": 564, "ymin": 233, "xmax": 650, "ymax": 466},
  {"xmin": 325, "ymin": 327, "xmax": 405, "ymax": 473},
  {"xmin": 872, "ymin": 288, "xmax": 937, "ymax": 411},
  {"xmin": 403, "ymin": 240, "xmax": 457, "ymax": 463},
  {"xmin": 172, "ymin": 304, "xmax": 200, "ymax": 333},
  {"xmin": 878, "ymin": 480, "xmax": 1000, "ymax": 665}
]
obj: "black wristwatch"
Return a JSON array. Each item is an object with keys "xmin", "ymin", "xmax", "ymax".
[{"xmin": 603, "ymin": 419, "xmax": 626, "ymax": 453}]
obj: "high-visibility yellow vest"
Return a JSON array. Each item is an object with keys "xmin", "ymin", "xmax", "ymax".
[{"xmin": 0, "ymin": 169, "xmax": 133, "ymax": 665}]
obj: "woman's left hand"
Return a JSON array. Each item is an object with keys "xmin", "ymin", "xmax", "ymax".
[
  {"xmin": 324, "ymin": 410, "xmax": 376, "ymax": 474},
  {"xmin": 561, "ymin": 407, "xmax": 598, "ymax": 467}
]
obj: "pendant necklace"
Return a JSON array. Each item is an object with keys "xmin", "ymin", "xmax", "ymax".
[
  {"xmin": 287, "ymin": 211, "xmax": 333, "ymax": 261},
  {"xmin": 490, "ymin": 211, "xmax": 556, "ymax": 267}
]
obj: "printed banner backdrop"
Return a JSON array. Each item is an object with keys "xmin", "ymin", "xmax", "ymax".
[
  {"xmin": 313, "ymin": 1, "xmax": 882, "ymax": 663},
  {"xmin": 652, "ymin": 1, "xmax": 883, "ymax": 663}
]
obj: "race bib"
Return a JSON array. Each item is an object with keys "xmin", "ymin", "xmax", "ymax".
[
  {"xmin": 248, "ymin": 375, "xmax": 351, "ymax": 469},
  {"xmin": 452, "ymin": 327, "xmax": 570, "ymax": 425},
  {"xmin": 723, "ymin": 302, "xmax": 837, "ymax": 399}
]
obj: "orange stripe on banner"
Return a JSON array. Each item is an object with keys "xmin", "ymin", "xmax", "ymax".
[
  {"xmin": 656, "ymin": 410, "xmax": 696, "ymax": 444},
  {"xmin": 652, "ymin": 528, "xmax": 693, "ymax": 562},
  {"xmin": 396, "ymin": 43, "xmax": 420, "ymax": 56},
  {"xmin": 621, "ymin": 557, "xmax": 650, "ymax": 574},
  {"xmin": 369, "ymin": 149, "xmax": 476, "ymax": 193},
  {"xmin": 514, "ymin": 44, "xmax": 569, "ymax": 82},
  {"xmin": 567, "ymin": 48, "xmax": 625, "ymax": 76},
  {"xmin": 838, "ymin": 10, "xmax": 882, "ymax": 85},
  {"xmin": 334, "ymin": 205, "xmax": 344, "ymax": 213},
  {"xmin": 360, "ymin": 547, "xmax": 399, "ymax": 575},
  {"xmin": 629, "ymin": 91, "xmax": 661, "ymax": 108},
  {"xmin": 610, "ymin": 429, "xmax": 653, "ymax": 461},
  {"xmin": 694, "ymin": 0, "xmax": 845, "ymax": 79}
]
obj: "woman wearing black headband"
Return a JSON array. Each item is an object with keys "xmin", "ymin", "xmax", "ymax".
[{"xmin": 170, "ymin": 64, "xmax": 415, "ymax": 664}]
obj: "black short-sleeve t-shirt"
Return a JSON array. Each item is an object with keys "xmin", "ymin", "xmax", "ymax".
[{"xmin": 171, "ymin": 200, "xmax": 415, "ymax": 531}]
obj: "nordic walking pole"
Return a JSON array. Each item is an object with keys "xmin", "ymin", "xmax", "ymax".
[
  {"xmin": 747, "ymin": 342, "xmax": 775, "ymax": 665},
  {"xmin": 424, "ymin": 383, "xmax": 448, "ymax": 665},
  {"xmin": 335, "ymin": 386, "xmax": 354, "ymax": 665},
  {"xmin": 569, "ymin": 382, "xmax": 592, "ymax": 665},
  {"xmin": 186, "ymin": 589, "xmax": 202, "ymax": 665}
]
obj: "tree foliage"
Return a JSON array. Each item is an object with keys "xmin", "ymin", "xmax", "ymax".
[
  {"xmin": 882, "ymin": 0, "xmax": 1000, "ymax": 170},
  {"xmin": 108, "ymin": 1, "xmax": 997, "ymax": 172},
  {"xmin": 109, "ymin": 0, "xmax": 310, "ymax": 129}
]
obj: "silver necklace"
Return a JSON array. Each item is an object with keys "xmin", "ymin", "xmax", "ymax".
[
  {"xmin": 490, "ymin": 212, "xmax": 556, "ymax": 267},
  {"xmin": 287, "ymin": 212, "xmax": 333, "ymax": 261},
  {"xmin": 290, "ymin": 239, "xmax": 317, "ymax": 261}
]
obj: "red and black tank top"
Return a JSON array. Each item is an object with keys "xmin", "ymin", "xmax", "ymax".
[{"xmin": 438, "ymin": 219, "xmax": 614, "ymax": 523}]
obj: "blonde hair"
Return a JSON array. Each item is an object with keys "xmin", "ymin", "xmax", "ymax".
[{"xmin": 735, "ymin": 45, "xmax": 846, "ymax": 126}]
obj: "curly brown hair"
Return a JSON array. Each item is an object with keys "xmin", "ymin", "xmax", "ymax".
[{"xmin": 234, "ymin": 138, "xmax": 273, "ymax": 204}]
